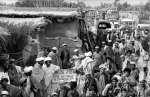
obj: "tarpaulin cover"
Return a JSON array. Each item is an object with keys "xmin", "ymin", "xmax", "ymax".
[
  {"xmin": 39, "ymin": 20, "xmax": 82, "ymax": 49},
  {"xmin": 0, "ymin": 6, "xmax": 79, "ymax": 17},
  {"xmin": 0, "ymin": 17, "xmax": 47, "ymax": 29}
]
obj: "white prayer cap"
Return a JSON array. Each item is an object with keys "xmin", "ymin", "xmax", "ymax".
[
  {"xmin": 1, "ymin": 91, "xmax": 9, "ymax": 95},
  {"xmin": 24, "ymin": 66, "xmax": 33, "ymax": 73},
  {"xmin": 74, "ymin": 49, "xmax": 79, "ymax": 52},
  {"xmin": 107, "ymin": 28, "xmax": 112, "ymax": 31},
  {"xmin": 51, "ymin": 92, "xmax": 58, "ymax": 96},
  {"xmin": 108, "ymin": 40, "xmax": 112, "ymax": 43},
  {"xmin": 36, "ymin": 57, "xmax": 45, "ymax": 62},
  {"xmin": 120, "ymin": 55, "xmax": 125, "ymax": 58},
  {"xmin": 1, "ymin": 76, "xmax": 8, "ymax": 81},
  {"xmin": 113, "ymin": 75, "xmax": 121, "ymax": 81},
  {"xmin": 52, "ymin": 47, "xmax": 57, "ymax": 50},
  {"xmin": 130, "ymin": 61, "xmax": 136, "ymax": 64},
  {"xmin": 62, "ymin": 43, "xmax": 67, "ymax": 46},
  {"xmin": 85, "ymin": 51, "xmax": 92, "ymax": 57},
  {"xmin": 95, "ymin": 46, "xmax": 99, "ymax": 49},
  {"xmin": 44, "ymin": 57, "xmax": 52, "ymax": 61}
]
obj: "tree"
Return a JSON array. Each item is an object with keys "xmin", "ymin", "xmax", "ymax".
[
  {"xmin": 122, "ymin": 2, "xmax": 130, "ymax": 9},
  {"xmin": 116, "ymin": 2, "xmax": 131, "ymax": 11},
  {"xmin": 78, "ymin": 2, "xmax": 86, "ymax": 9},
  {"xmin": 144, "ymin": 1, "xmax": 150, "ymax": 11},
  {"xmin": 114, "ymin": 0, "xmax": 120, "ymax": 6},
  {"xmin": 15, "ymin": 0, "xmax": 86, "ymax": 8},
  {"xmin": 16, "ymin": 0, "xmax": 35, "ymax": 7}
]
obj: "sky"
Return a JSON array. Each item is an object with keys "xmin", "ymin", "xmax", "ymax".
[{"xmin": 0, "ymin": 0, "xmax": 149, "ymax": 6}]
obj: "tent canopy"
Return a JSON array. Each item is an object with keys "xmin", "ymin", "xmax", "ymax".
[
  {"xmin": 0, "ymin": 17, "xmax": 48, "ymax": 28},
  {"xmin": 0, "ymin": 6, "xmax": 79, "ymax": 17}
]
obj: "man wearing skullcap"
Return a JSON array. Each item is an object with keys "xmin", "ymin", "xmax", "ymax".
[
  {"xmin": 71, "ymin": 49, "xmax": 84, "ymax": 70},
  {"xmin": 48, "ymin": 47, "xmax": 59, "ymax": 66},
  {"xmin": 80, "ymin": 51, "xmax": 93, "ymax": 75},
  {"xmin": 130, "ymin": 61, "xmax": 139, "ymax": 82},
  {"xmin": 1, "ymin": 91, "xmax": 9, "ymax": 97},
  {"xmin": 0, "ymin": 76, "xmax": 21, "ymax": 97},
  {"xmin": 43, "ymin": 57, "xmax": 60, "ymax": 97},
  {"xmin": 104, "ymin": 41, "xmax": 115, "ymax": 63},
  {"xmin": 23, "ymin": 66, "xmax": 43, "ymax": 97},
  {"xmin": 113, "ymin": 42, "xmax": 122, "ymax": 71},
  {"xmin": 60, "ymin": 43, "xmax": 70, "ymax": 69},
  {"xmin": 34, "ymin": 57, "xmax": 44, "ymax": 68},
  {"xmin": 95, "ymin": 66, "xmax": 107, "ymax": 96},
  {"xmin": 102, "ymin": 77, "xmax": 118, "ymax": 97},
  {"xmin": 32, "ymin": 57, "xmax": 45, "ymax": 97},
  {"xmin": 93, "ymin": 46, "xmax": 103, "ymax": 68}
]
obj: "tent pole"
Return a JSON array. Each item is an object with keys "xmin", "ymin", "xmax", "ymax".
[{"xmin": 36, "ymin": 32, "xmax": 40, "ymax": 54}]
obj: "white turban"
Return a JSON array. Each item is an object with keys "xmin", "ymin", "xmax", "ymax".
[
  {"xmin": 95, "ymin": 46, "xmax": 99, "ymax": 49},
  {"xmin": 85, "ymin": 51, "xmax": 92, "ymax": 57},
  {"xmin": 44, "ymin": 57, "xmax": 52, "ymax": 61},
  {"xmin": 74, "ymin": 49, "xmax": 79, "ymax": 52},
  {"xmin": 52, "ymin": 47, "xmax": 58, "ymax": 50},
  {"xmin": 113, "ymin": 75, "xmax": 121, "ymax": 81},
  {"xmin": 36, "ymin": 57, "xmax": 45, "ymax": 62},
  {"xmin": 24, "ymin": 66, "xmax": 33, "ymax": 73},
  {"xmin": 62, "ymin": 43, "xmax": 67, "ymax": 46},
  {"xmin": 130, "ymin": 61, "xmax": 136, "ymax": 64},
  {"xmin": 1, "ymin": 91, "xmax": 9, "ymax": 95}
]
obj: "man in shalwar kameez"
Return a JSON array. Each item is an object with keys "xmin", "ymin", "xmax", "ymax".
[
  {"xmin": 60, "ymin": 44, "xmax": 71, "ymax": 69},
  {"xmin": 80, "ymin": 51, "xmax": 94, "ymax": 75},
  {"xmin": 71, "ymin": 49, "xmax": 84, "ymax": 70},
  {"xmin": 47, "ymin": 47, "xmax": 59, "ymax": 66},
  {"xmin": 43, "ymin": 57, "xmax": 60, "ymax": 97},
  {"xmin": 93, "ymin": 46, "xmax": 103, "ymax": 68},
  {"xmin": 32, "ymin": 57, "xmax": 45, "ymax": 97}
]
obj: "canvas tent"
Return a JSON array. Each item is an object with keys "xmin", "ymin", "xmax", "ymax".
[
  {"xmin": 0, "ymin": 6, "xmax": 79, "ymax": 17},
  {"xmin": 0, "ymin": 7, "xmax": 83, "ymax": 63}
]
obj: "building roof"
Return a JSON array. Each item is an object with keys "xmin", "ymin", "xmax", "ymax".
[{"xmin": 0, "ymin": 6, "xmax": 79, "ymax": 17}]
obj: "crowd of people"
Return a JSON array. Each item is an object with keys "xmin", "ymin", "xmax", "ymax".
[{"xmin": 0, "ymin": 27, "xmax": 150, "ymax": 97}]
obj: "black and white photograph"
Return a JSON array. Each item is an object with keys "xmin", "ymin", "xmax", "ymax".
[{"xmin": 0, "ymin": 0, "xmax": 150, "ymax": 97}]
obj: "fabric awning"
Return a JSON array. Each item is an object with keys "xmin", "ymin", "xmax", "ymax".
[
  {"xmin": 0, "ymin": 17, "xmax": 47, "ymax": 28},
  {"xmin": 0, "ymin": 6, "xmax": 79, "ymax": 17}
]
